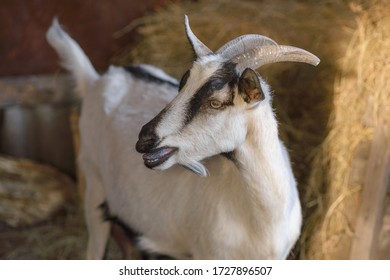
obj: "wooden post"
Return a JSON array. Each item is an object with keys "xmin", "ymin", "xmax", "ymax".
[{"xmin": 350, "ymin": 123, "xmax": 390, "ymax": 259}]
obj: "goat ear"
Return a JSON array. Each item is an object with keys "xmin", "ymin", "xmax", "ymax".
[{"xmin": 238, "ymin": 68, "xmax": 264, "ymax": 105}]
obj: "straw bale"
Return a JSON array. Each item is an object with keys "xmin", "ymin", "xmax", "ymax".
[
  {"xmin": 0, "ymin": 204, "xmax": 123, "ymax": 259},
  {"xmin": 303, "ymin": 0, "xmax": 390, "ymax": 259},
  {"xmin": 0, "ymin": 156, "xmax": 75, "ymax": 227},
  {"xmin": 0, "ymin": 155, "xmax": 122, "ymax": 259}
]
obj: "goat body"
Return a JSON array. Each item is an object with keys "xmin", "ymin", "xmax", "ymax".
[{"xmin": 47, "ymin": 17, "xmax": 318, "ymax": 259}]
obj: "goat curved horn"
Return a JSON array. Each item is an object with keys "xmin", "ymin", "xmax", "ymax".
[
  {"xmin": 184, "ymin": 15, "xmax": 212, "ymax": 57},
  {"xmin": 217, "ymin": 34, "xmax": 277, "ymax": 60},
  {"xmin": 233, "ymin": 45, "xmax": 320, "ymax": 72}
]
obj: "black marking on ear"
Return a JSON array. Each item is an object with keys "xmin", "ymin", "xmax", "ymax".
[
  {"xmin": 238, "ymin": 68, "xmax": 264, "ymax": 104},
  {"xmin": 184, "ymin": 62, "xmax": 239, "ymax": 125},
  {"xmin": 124, "ymin": 65, "xmax": 178, "ymax": 88}
]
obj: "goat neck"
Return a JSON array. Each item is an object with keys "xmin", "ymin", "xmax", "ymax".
[{"xmin": 233, "ymin": 100, "xmax": 302, "ymax": 259}]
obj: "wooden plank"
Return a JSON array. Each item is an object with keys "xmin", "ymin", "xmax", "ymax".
[
  {"xmin": 0, "ymin": 74, "xmax": 79, "ymax": 177},
  {"xmin": 0, "ymin": 74, "xmax": 78, "ymax": 107},
  {"xmin": 350, "ymin": 124, "xmax": 390, "ymax": 259}
]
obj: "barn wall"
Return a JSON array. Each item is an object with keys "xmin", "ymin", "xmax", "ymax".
[
  {"xmin": 0, "ymin": 0, "xmax": 170, "ymax": 177},
  {"xmin": 0, "ymin": 0, "xmax": 170, "ymax": 76}
]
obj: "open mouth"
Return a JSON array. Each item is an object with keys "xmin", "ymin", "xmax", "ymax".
[{"xmin": 142, "ymin": 146, "xmax": 178, "ymax": 168}]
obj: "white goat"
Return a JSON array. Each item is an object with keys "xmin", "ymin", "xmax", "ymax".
[{"xmin": 47, "ymin": 16, "xmax": 319, "ymax": 260}]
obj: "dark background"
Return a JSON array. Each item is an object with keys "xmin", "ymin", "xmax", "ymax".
[{"xmin": 0, "ymin": 0, "xmax": 170, "ymax": 76}]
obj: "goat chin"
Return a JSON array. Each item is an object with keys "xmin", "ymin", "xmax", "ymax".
[{"xmin": 47, "ymin": 18, "xmax": 303, "ymax": 260}]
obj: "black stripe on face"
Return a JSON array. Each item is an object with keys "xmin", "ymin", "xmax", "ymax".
[
  {"xmin": 179, "ymin": 69, "xmax": 190, "ymax": 91},
  {"xmin": 136, "ymin": 105, "xmax": 170, "ymax": 153},
  {"xmin": 184, "ymin": 62, "xmax": 238, "ymax": 125},
  {"xmin": 124, "ymin": 65, "xmax": 179, "ymax": 88}
]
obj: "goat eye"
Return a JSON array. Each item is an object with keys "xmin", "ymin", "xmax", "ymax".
[{"xmin": 209, "ymin": 100, "xmax": 222, "ymax": 109}]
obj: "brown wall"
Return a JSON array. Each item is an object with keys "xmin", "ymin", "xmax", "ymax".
[
  {"xmin": 0, "ymin": 0, "xmax": 170, "ymax": 76},
  {"xmin": 0, "ymin": 0, "xmax": 170, "ymax": 177}
]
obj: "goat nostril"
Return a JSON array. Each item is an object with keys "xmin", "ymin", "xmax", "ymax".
[
  {"xmin": 135, "ymin": 135, "xmax": 159, "ymax": 153},
  {"xmin": 136, "ymin": 121, "xmax": 160, "ymax": 153}
]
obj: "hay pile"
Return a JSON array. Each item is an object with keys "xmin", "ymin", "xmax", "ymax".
[
  {"xmin": 0, "ymin": 206, "xmax": 87, "ymax": 259},
  {"xmin": 303, "ymin": 1, "xmax": 390, "ymax": 259},
  {"xmin": 0, "ymin": 205, "xmax": 124, "ymax": 259},
  {"xmin": 113, "ymin": 0, "xmax": 379, "ymax": 259},
  {"xmin": 0, "ymin": 156, "xmax": 75, "ymax": 227},
  {"xmin": 0, "ymin": 156, "xmax": 85, "ymax": 259}
]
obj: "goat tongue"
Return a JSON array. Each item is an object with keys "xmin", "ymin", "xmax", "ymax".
[{"xmin": 142, "ymin": 146, "xmax": 178, "ymax": 168}]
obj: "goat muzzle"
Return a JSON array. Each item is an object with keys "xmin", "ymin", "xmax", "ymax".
[{"xmin": 136, "ymin": 125, "xmax": 178, "ymax": 168}]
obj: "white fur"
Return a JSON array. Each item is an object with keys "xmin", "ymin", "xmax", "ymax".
[
  {"xmin": 47, "ymin": 19, "xmax": 302, "ymax": 260},
  {"xmin": 46, "ymin": 18, "xmax": 99, "ymax": 96}
]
